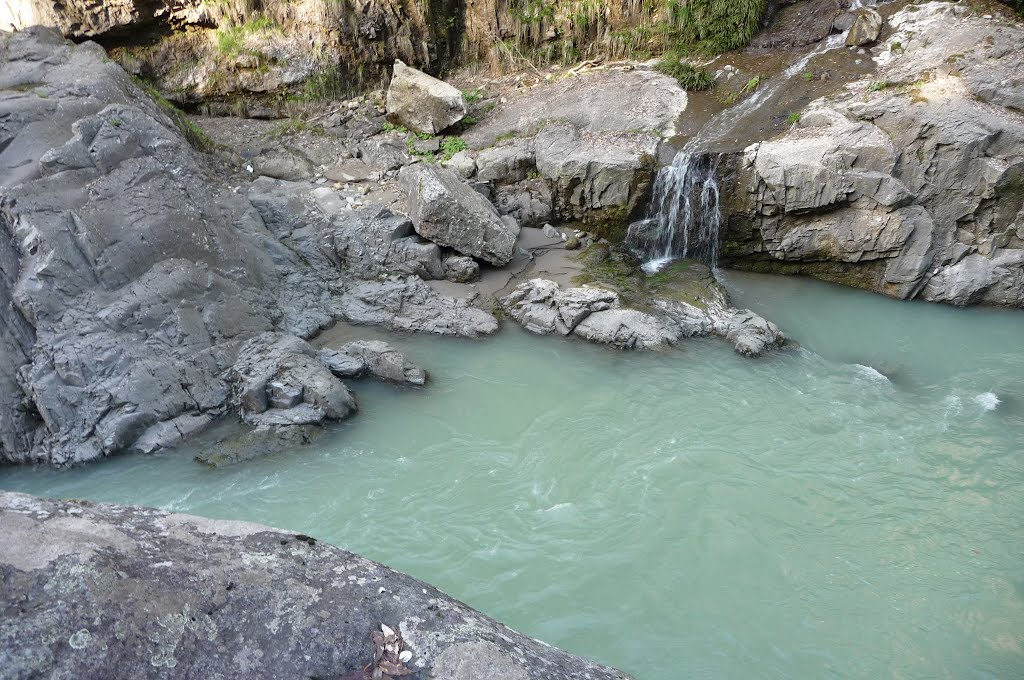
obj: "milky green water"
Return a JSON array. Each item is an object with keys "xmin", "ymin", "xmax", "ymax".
[{"xmin": 3, "ymin": 272, "xmax": 1023, "ymax": 680}]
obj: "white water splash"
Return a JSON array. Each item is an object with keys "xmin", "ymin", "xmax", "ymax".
[
  {"xmin": 974, "ymin": 392, "xmax": 1000, "ymax": 411},
  {"xmin": 854, "ymin": 364, "xmax": 890, "ymax": 383}
]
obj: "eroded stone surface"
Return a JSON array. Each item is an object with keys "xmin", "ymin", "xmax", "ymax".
[{"xmin": 0, "ymin": 492, "xmax": 633, "ymax": 680}]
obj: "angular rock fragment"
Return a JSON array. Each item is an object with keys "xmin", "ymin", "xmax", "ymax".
[
  {"xmin": 398, "ymin": 164, "xmax": 519, "ymax": 266},
  {"xmin": 385, "ymin": 60, "xmax": 466, "ymax": 135}
]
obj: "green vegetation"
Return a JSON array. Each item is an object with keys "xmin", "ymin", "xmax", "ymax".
[
  {"xmin": 866, "ymin": 79, "xmax": 889, "ymax": 92},
  {"xmin": 785, "ymin": 111, "xmax": 801, "ymax": 125},
  {"xmin": 740, "ymin": 75, "xmax": 761, "ymax": 94},
  {"xmin": 462, "ymin": 87, "xmax": 484, "ymax": 103},
  {"xmin": 440, "ymin": 137, "xmax": 467, "ymax": 161},
  {"xmin": 215, "ymin": 15, "xmax": 278, "ymax": 58},
  {"xmin": 801, "ymin": 70, "xmax": 814, "ymax": 82},
  {"xmin": 655, "ymin": 54, "xmax": 715, "ymax": 90},
  {"xmin": 485, "ymin": 0, "xmax": 771, "ymax": 73},
  {"xmin": 133, "ymin": 76, "xmax": 215, "ymax": 152},
  {"xmin": 890, "ymin": 40, "xmax": 903, "ymax": 53}
]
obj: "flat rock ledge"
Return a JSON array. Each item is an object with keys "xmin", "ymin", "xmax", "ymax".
[{"xmin": 0, "ymin": 491, "xmax": 632, "ymax": 680}]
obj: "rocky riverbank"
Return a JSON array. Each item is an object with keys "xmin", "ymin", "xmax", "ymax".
[
  {"xmin": 0, "ymin": 491, "xmax": 632, "ymax": 679},
  {"xmin": 0, "ymin": 26, "xmax": 789, "ymax": 469},
  {"xmin": 721, "ymin": 1, "xmax": 1024, "ymax": 306}
]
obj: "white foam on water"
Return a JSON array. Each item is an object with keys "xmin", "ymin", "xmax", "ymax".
[
  {"xmin": 853, "ymin": 364, "xmax": 890, "ymax": 383},
  {"xmin": 974, "ymin": 392, "xmax": 1000, "ymax": 411}
]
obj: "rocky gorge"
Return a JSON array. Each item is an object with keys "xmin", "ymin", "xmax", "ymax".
[{"xmin": 1, "ymin": 0, "xmax": 1024, "ymax": 677}]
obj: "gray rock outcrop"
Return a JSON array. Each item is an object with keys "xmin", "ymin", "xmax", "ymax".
[
  {"xmin": 385, "ymin": 60, "xmax": 466, "ymax": 135},
  {"xmin": 501, "ymin": 279, "xmax": 678, "ymax": 350},
  {"xmin": 462, "ymin": 69, "xmax": 686, "ymax": 232},
  {"xmin": 399, "ymin": 163, "xmax": 520, "ymax": 266},
  {"xmin": 723, "ymin": 2, "xmax": 1024, "ymax": 308},
  {"xmin": 230, "ymin": 333, "xmax": 357, "ymax": 427},
  {"xmin": 0, "ymin": 492, "xmax": 633, "ymax": 680},
  {"xmin": 0, "ymin": 28, "xmax": 497, "ymax": 467}
]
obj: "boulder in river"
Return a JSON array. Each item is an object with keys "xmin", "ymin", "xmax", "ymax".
[
  {"xmin": 0, "ymin": 491, "xmax": 633, "ymax": 680},
  {"xmin": 398, "ymin": 163, "xmax": 520, "ymax": 266},
  {"xmin": 385, "ymin": 60, "xmax": 467, "ymax": 135}
]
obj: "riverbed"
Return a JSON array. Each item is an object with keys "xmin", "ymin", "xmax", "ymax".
[{"xmin": 3, "ymin": 272, "xmax": 1022, "ymax": 679}]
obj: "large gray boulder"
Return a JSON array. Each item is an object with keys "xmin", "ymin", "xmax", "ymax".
[
  {"xmin": 332, "ymin": 340, "xmax": 427, "ymax": 385},
  {"xmin": 385, "ymin": 60, "xmax": 466, "ymax": 135},
  {"xmin": 399, "ymin": 163, "xmax": 520, "ymax": 265},
  {"xmin": 230, "ymin": 333, "xmax": 357, "ymax": 427},
  {"xmin": 0, "ymin": 491, "xmax": 633, "ymax": 680}
]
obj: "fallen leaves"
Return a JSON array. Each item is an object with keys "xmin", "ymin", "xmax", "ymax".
[{"xmin": 366, "ymin": 622, "xmax": 415, "ymax": 679}]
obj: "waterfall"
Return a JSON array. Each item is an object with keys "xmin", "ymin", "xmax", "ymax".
[
  {"xmin": 626, "ymin": 153, "xmax": 721, "ymax": 274},
  {"xmin": 628, "ymin": 32, "xmax": 851, "ymax": 272}
]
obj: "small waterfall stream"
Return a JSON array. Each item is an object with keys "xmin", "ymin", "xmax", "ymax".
[{"xmin": 629, "ymin": 33, "xmax": 851, "ymax": 272}]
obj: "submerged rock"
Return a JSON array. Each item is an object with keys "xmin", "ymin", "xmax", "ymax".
[
  {"xmin": 385, "ymin": 60, "xmax": 466, "ymax": 135},
  {"xmin": 0, "ymin": 491, "xmax": 633, "ymax": 680},
  {"xmin": 398, "ymin": 163, "xmax": 520, "ymax": 266}
]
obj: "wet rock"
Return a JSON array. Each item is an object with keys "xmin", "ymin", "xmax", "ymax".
[
  {"xmin": 385, "ymin": 60, "xmax": 466, "ymax": 135},
  {"xmin": 500, "ymin": 278, "xmax": 679, "ymax": 350},
  {"xmin": 443, "ymin": 254, "xmax": 481, "ymax": 283},
  {"xmin": 398, "ymin": 163, "xmax": 519, "ymax": 266},
  {"xmin": 0, "ymin": 492, "xmax": 634, "ymax": 679},
  {"xmin": 229, "ymin": 333, "xmax": 357, "ymax": 427},
  {"xmin": 717, "ymin": 310, "xmax": 785, "ymax": 358},
  {"xmin": 542, "ymin": 223, "xmax": 560, "ymax": 238},
  {"xmin": 845, "ymin": 8, "xmax": 882, "ymax": 47},
  {"xmin": 195, "ymin": 424, "xmax": 325, "ymax": 467},
  {"xmin": 317, "ymin": 348, "xmax": 367, "ymax": 378},
  {"xmin": 573, "ymin": 309, "xmax": 678, "ymax": 350},
  {"xmin": 336, "ymin": 340, "xmax": 427, "ymax": 385}
]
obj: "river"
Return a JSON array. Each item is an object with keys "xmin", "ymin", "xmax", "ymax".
[{"xmin": 3, "ymin": 271, "xmax": 1023, "ymax": 679}]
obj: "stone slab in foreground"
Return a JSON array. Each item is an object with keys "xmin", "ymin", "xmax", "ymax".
[{"xmin": 0, "ymin": 492, "xmax": 632, "ymax": 680}]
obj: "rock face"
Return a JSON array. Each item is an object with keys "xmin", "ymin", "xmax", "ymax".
[
  {"xmin": 461, "ymin": 69, "xmax": 686, "ymax": 235},
  {"xmin": 385, "ymin": 60, "xmax": 467, "ymax": 135},
  {"xmin": 0, "ymin": 28, "xmax": 497, "ymax": 467},
  {"xmin": 0, "ymin": 491, "xmax": 633, "ymax": 680},
  {"xmin": 399, "ymin": 163, "xmax": 520, "ymax": 266},
  {"xmin": 723, "ymin": 2, "xmax": 1024, "ymax": 308}
]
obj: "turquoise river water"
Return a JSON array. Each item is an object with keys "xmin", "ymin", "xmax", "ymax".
[{"xmin": 3, "ymin": 272, "xmax": 1023, "ymax": 679}]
